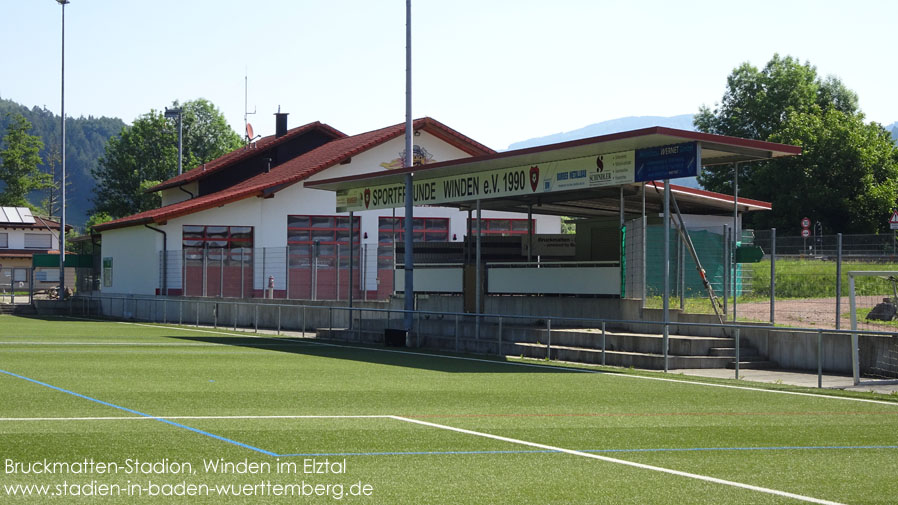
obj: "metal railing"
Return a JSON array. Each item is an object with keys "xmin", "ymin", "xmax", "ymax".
[{"xmin": 69, "ymin": 293, "xmax": 898, "ymax": 388}]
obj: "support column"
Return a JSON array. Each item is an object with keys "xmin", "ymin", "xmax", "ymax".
[
  {"xmin": 349, "ymin": 211, "xmax": 354, "ymax": 312},
  {"xmin": 475, "ymin": 199, "xmax": 482, "ymax": 339},
  {"xmin": 527, "ymin": 204, "xmax": 533, "ymax": 263},
  {"xmin": 641, "ymin": 182, "xmax": 646, "ymax": 310},
  {"xmin": 662, "ymin": 179, "xmax": 670, "ymax": 372}
]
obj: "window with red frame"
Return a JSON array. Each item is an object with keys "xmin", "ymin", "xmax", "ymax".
[
  {"xmin": 467, "ymin": 218, "xmax": 534, "ymax": 236},
  {"xmin": 287, "ymin": 215, "xmax": 360, "ymax": 268},
  {"xmin": 377, "ymin": 217, "xmax": 449, "ymax": 269},
  {"xmin": 182, "ymin": 225, "xmax": 253, "ymax": 261}
]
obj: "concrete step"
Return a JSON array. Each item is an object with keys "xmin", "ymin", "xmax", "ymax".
[
  {"xmin": 318, "ymin": 322, "xmax": 777, "ymax": 372},
  {"xmin": 0, "ymin": 304, "xmax": 37, "ymax": 316},
  {"xmin": 515, "ymin": 342, "xmax": 734, "ymax": 369},
  {"xmin": 708, "ymin": 347, "xmax": 759, "ymax": 357},
  {"xmin": 727, "ymin": 360, "xmax": 780, "ymax": 370}
]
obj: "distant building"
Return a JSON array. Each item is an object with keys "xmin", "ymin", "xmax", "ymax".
[{"xmin": 0, "ymin": 207, "xmax": 73, "ymax": 290}]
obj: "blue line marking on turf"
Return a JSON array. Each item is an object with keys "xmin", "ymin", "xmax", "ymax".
[
  {"xmin": 277, "ymin": 445, "xmax": 898, "ymax": 458},
  {"xmin": 0, "ymin": 368, "xmax": 277, "ymax": 456}
]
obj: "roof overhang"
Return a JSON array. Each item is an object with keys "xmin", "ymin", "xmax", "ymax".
[{"xmin": 305, "ymin": 126, "xmax": 797, "ymax": 218}]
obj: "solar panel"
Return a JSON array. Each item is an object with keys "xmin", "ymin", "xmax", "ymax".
[{"xmin": 0, "ymin": 207, "xmax": 36, "ymax": 224}]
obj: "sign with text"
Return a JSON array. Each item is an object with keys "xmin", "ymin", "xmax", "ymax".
[
  {"xmin": 634, "ymin": 142, "xmax": 700, "ymax": 183},
  {"xmin": 336, "ymin": 151, "xmax": 636, "ymax": 212},
  {"xmin": 335, "ymin": 142, "xmax": 701, "ymax": 212},
  {"xmin": 521, "ymin": 234, "xmax": 577, "ymax": 257}
]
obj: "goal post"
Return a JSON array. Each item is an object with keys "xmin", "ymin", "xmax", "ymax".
[{"xmin": 848, "ymin": 270, "xmax": 898, "ymax": 385}]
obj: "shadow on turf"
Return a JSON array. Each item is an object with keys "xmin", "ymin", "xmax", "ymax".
[{"xmin": 168, "ymin": 335, "xmax": 576, "ymax": 374}]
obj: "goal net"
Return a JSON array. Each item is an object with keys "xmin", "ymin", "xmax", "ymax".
[{"xmin": 848, "ymin": 271, "xmax": 898, "ymax": 381}]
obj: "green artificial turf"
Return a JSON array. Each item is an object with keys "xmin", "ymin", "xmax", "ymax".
[{"xmin": 1, "ymin": 315, "xmax": 897, "ymax": 504}]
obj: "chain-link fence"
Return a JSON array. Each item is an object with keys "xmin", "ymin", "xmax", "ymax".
[{"xmin": 627, "ymin": 227, "xmax": 898, "ymax": 331}]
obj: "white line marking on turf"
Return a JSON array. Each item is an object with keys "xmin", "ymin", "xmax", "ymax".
[
  {"xmin": 389, "ymin": 415, "xmax": 847, "ymax": 505},
  {"xmin": 0, "ymin": 414, "xmax": 392, "ymax": 422},
  {"xmin": 0, "ymin": 342, "xmax": 223, "ymax": 346},
  {"xmin": 70, "ymin": 317, "xmax": 898, "ymax": 407}
]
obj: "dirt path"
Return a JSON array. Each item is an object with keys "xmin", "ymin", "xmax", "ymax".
[{"xmin": 732, "ymin": 297, "xmax": 895, "ymax": 332}]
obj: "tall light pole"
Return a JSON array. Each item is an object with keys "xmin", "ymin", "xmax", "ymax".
[
  {"xmin": 164, "ymin": 107, "xmax": 183, "ymax": 175},
  {"xmin": 403, "ymin": 0, "xmax": 414, "ymax": 339},
  {"xmin": 57, "ymin": 0, "xmax": 69, "ymax": 298}
]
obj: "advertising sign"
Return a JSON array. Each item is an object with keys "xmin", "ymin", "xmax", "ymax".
[
  {"xmin": 634, "ymin": 142, "xmax": 699, "ymax": 183},
  {"xmin": 336, "ymin": 151, "xmax": 636, "ymax": 212},
  {"xmin": 336, "ymin": 142, "xmax": 701, "ymax": 212}
]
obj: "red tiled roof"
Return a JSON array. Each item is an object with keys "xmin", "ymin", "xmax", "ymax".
[
  {"xmin": 0, "ymin": 216, "xmax": 72, "ymax": 231},
  {"xmin": 0, "ymin": 249, "xmax": 57, "ymax": 259},
  {"xmin": 148, "ymin": 121, "xmax": 347, "ymax": 192},
  {"xmin": 95, "ymin": 118, "xmax": 495, "ymax": 232}
]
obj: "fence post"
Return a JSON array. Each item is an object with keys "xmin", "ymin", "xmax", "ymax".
[
  {"xmin": 179, "ymin": 299, "xmax": 183, "ymax": 326},
  {"xmin": 546, "ymin": 318, "xmax": 552, "ymax": 360},
  {"xmin": 497, "ymin": 316, "xmax": 503, "ymax": 356},
  {"xmin": 722, "ymin": 225, "xmax": 729, "ymax": 316},
  {"xmin": 182, "ymin": 249, "xmax": 187, "ymax": 298},
  {"xmin": 240, "ymin": 249, "xmax": 245, "ymax": 299},
  {"xmin": 817, "ymin": 329, "xmax": 823, "ymax": 388},
  {"xmin": 601, "ymin": 321, "xmax": 606, "ymax": 366},
  {"xmin": 455, "ymin": 314, "xmax": 460, "ymax": 353},
  {"xmin": 277, "ymin": 305, "xmax": 282, "ymax": 336},
  {"xmin": 219, "ymin": 249, "xmax": 224, "ymax": 297},
  {"xmin": 849, "ymin": 274, "xmax": 860, "ymax": 385},
  {"xmin": 254, "ymin": 304, "xmax": 258, "ymax": 333},
  {"xmin": 678, "ymin": 238, "xmax": 685, "ymax": 311},
  {"xmin": 770, "ymin": 228, "xmax": 776, "ymax": 324},
  {"xmin": 734, "ymin": 327, "xmax": 740, "ymax": 380},
  {"xmin": 285, "ymin": 246, "xmax": 291, "ymax": 300},
  {"xmin": 195, "ymin": 302, "xmax": 199, "ymax": 327},
  {"xmin": 233, "ymin": 303, "xmax": 238, "ymax": 331},
  {"xmin": 336, "ymin": 243, "xmax": 341, "ymax": 301},
  {"xmin": 302, "ymin": 305, "xmax": 306, "ymax": 335},
  {"xmin": 163, "ymin": 299, "xmax": 167, "ymax": 324},
  {"xmin": 835, "ymin": 233, "xmax": 842, "ymax": 330}
]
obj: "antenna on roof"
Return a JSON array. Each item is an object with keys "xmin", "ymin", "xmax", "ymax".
[{"xmin": 244, "ymin": 69, "xmax": 259, "ymax": 144}]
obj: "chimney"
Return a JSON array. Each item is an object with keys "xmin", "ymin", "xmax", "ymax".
[{"xmin": 275, "ymin": 106, "xmax": 288, "ymax": 138}]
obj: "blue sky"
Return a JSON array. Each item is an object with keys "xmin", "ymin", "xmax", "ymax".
[{"xmin": 2, "ymin": 0, "xmax": 896, "ymax": 150}]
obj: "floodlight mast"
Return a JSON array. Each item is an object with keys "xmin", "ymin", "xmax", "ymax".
[
  {"xmin": 165, "ymin": 107, "xmax": 183, "ymax": 175},
  {"xmin": 58, "ymin": 0, "xmax": 69, "ymax": 298},
  {"xmin": 403, "ymin": 0, "xmax": 414, "ymax": 340}
]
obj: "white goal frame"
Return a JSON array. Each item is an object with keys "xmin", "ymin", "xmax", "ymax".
[{"xmin": 848, "ymin": 270, "xmax": 898, "ymax": 385}]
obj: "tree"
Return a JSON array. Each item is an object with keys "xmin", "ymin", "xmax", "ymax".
[
  {"xmin": 695, "ymin": 55, "xmax": 898, "ymax": 233},
  {"xmin": 92, "ymin": 98, "xmax": 242, "ymax": 218},
  {"xmin": 0, "ymin": 113, "xmax": 51, "ymax": 208},
  {"xmin": 0, "ymin": 98, "xmax": 126, "ymax": 228},
  {"xmin": 39, "ymin": 143, "xmax": 73, "ymax": 220}
]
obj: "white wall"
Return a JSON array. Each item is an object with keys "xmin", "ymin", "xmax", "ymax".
[
  {"xmin": 99, "ymin": 226, "xmax": 160, "ymax": 295},
  {"xmin": 1, "ymin": 227, "xmax": 60, "ymax": 251},
  {"xmin": 160, "ymin": 182, "xmax": 199, "ymax": 206}
]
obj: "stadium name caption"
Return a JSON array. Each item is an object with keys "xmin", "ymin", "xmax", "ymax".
[{"xmin": 4, "ymin": 457, "xmax": 347, "ymax": 476}]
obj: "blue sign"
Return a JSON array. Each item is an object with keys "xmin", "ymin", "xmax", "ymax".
[{"xmin": 634, "ymin": 142, "xmax": 700, "ymax": 182}]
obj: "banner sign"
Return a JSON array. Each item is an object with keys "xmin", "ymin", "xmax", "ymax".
[
  {"xmin": 335, "ymin": 142, "xmax": 700, "ymax": 212},
  {"xmin": 634, "ymin": 142, "xmax": 699, "ymax": 182}
]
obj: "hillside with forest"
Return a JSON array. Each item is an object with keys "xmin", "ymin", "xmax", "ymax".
[{"xmin": 0, "ymin": 97, "xmax": 125, "ymax": 229}]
